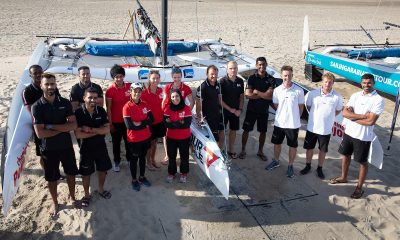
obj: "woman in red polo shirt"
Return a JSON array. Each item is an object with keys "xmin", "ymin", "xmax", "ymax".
[
  {"xmin": 161, "ymin": 68, "xmax": 194, "ymax": 165},
  {"xmin": 141, "ymin": 70, "xmax": 165, "ymax": 170},
  {"xmin": 123, "ymin": 83, "xmax": 153, "ymax": 191},
  {"xmin": 164, "ymin": 89, "xmax": 192, "ymax": 183},
  {"xmin": 105, "ymin": 64, "xmax": 131, "ymax": 172}
]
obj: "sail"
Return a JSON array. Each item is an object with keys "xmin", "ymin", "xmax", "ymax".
[{"xmin": 134, "ymin": 0, "xmax": 161, "ymax": 55}]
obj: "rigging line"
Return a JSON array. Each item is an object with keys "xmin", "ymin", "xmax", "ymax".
[
  {"xmin": 195, "ymin": 0, "xmax": 201, "ymax": 66},
  {"xmin": 369, "ymin": 0, "xmax": 383, "ymax": 28},
  {"xmin": 234, "ymin": 1, "xmax": 242, "ymax": 53}
]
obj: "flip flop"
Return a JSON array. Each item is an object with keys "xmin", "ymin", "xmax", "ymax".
[
  {"xmin": 329, "ymin": 176, "xmax": 348, "ymax": 184},
  {"xmin": 227, "ymin": 152, "xmax": 238, "ymax": 159},
  {"xmin": 256, "ymin": 153, "xmax": 268, "ymax": 161},
  {"xmin": 238, "ymin": 152, "xmax": 246, "ymax": 159},
  {"xmin": 99, "ymin": 190, "xmax": 112, "ymax": 199},
  {"xmin": 350, "ymin": 187, "xmax": 364, "ymax": 199}
]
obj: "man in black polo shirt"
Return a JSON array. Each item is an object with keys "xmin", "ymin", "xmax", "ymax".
[
  {"xmin": 23, "ymin": 65, "xmax": 60, "ymax": 164},
  {"xmin": 74, "ymin": 87, "xmax": 112, "ymax": 207},
  {"xmin": 196, "ymin": 65, "xmax": 223, "ymax": 145},
  {"xmin": 219, "ymin": 61, "xmax": 244, "ymax": 159},
  {"xmin": 32, "ymin": 73, "xmax": 78, "ymax": 216},
  {"xmin": 70, "ymin": 66, "xmax": 104, "ymax": 111},
  {"xmin": 239, "ymin": 57, "xmax": 276, "ymax": 161}
]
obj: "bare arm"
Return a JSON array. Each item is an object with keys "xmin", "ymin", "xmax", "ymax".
[
  {"xmin": 75, "ymin": 123, "xmax": 110, "ymax": 139},
  {"xmin": 187, "ymin": 94, "xmax": 194, "ymax": 110},
  {"xmin": 51, "ymin": 115, "xmax": 77, "ymax": 132},
  {"xmin": 343, "ymin": 106, "xmax": 367, "ymax": 121},
  {"xmin": 256, "ymin": 87, "xmax": 274, "ymax": 100},
  {"xmin": 355, "ymin": 112, "xmax": 380, "ymax": 126},
  {"xmin": 34, "ymin": 124, "xmax": 62, "ymax": 139},
  {"xmin": 245, "ymin": 88, "xmax": 260, "ymax": 100},
  {"xmin": 299, "ymin": 104, "xmax": 304, "ymax": 116},
  {"xmin": 195, "ymin": 98, "xmax": 202, "ymax": 118}
]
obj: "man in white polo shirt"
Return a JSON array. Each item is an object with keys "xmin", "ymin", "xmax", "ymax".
[
  {"xmin": 300, "ymin": 72, "xmax": 343, "ymax": 179},
  {"xmin": 266, "ymin": 65, "xmax": 304, "ymax": 178},
  {"xmin": 330, "ymin": 73, "xmax": 384, "ymax": 199}
]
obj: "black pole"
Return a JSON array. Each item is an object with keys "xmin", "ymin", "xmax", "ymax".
[{"xmin": 161, "ymin": 0, "xmax": 168, "ymax": 65}]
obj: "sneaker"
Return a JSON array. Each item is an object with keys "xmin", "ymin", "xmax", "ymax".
[
  {"xmin": 265, "ymin": 159, "xmax": 280, "ymax": 171},
  {"xmin": 300, "ymin": 164, "xmax": 311, "ymax": 175},
  {"xmin": 139, "ymin": 177, "xmax": 151, "ymax": 187},
  {"xmin": 287, "ymin": 165, "xmax": 294, "ymax": 178},
  {"xmin": 132, "ymin": 181, "xmax": 140, "ymax": 191},
  {"xmin": 166, "ymin": 175, "xmax": 175, "ymax": 183},
  {"xmin": 179, "ymin": 174, "xmax": 187, "ymax": 183},
  {"xmin": 317, "ymin": 167, "xmax": 325, "ymax": 179},
  {"xmin": 113, "ymin": 163, "xmax": 120, "ymax": 172}
]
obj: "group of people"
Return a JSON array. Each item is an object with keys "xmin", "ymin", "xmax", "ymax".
[{"xmin": 23, "ymin": 55, "xmax": 384, "ymax": 216}]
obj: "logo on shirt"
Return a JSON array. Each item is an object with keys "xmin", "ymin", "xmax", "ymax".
[
  {"xmin": 179, "ymin": 112, "xmax": 185, "ymax": 118},
  {"xmin": 142, "ymin": 107, "xmax": 148, "ymax": 114},
  {"xmin": 183, "ymin": 69, "xmax": 194, "ymax": 78},
  {"xmin": 59, "ymin": 107, "xmax": 65, "ymax": 110},
  {"xmin": 95, "ymin": 117, "xmax": 102, "ymax": 120},
  {"xmin": 237, "ymin": 84, "xmax": 241, "ymax": 87},
  {"xmin": 138, "ymin": 70, "xmax": 149, "ymax": 80}
]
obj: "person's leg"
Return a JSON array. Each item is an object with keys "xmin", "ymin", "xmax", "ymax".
[
  {"xmin": 306, "ymin": 149, "xmax": 314, "ymax": 164},
  {"xmin": 179, "ymin": 138, "xmax": 190, "ymax": 174},
  {"xmin": 341, "ymin": 155, "xmax": 351, "ymax": 181},
  {"xmin": 318, "ymin": 150, "xmax": 327, "ymax": 167},
  {"xmin": 228, "ymin": 130, "xmax": 236, "ymax": 154},
  {"xmin": 48, "ymin": 181, "xmax": 58, "ymax": 216},
  {"xmin": 274, "ymin": 144, "xmax": 282, "ymax": 160},
  {"xmin": 120, "ymin": 124, "xmax": 132, "ymax": 162},
  {"xmin": 241, "ymin": 131, "xmax": 249, "ymax": 154},
  {"xmin": 288, "ymin": 147, "xmax": 297, "ymax": 165},
  {"xmin": 66, "ymin": 175, "xmax": 76, "ymax": 202},
  {"xmin": 357, "ymin": 163, "xmax": 368, "ymax": 188},
  {"xmin": 167, "ymin": 138, "xmax": 178, "ymax": 175},
  {"xmin": 218, "ymin": 130, "xmax": 225, "ymax": 151},
  {"xmin": 258, "ymin": 132, "xmax": 266, "ymax": 155},
  {"xmin": 111, "ymin": 124, "xmax": 122, "ymax": 165},
  {"xmin": 139, "ymin": 141, "xmax": 150, "ymax": 178},
  {"xmin": 98, "ymin": 171, "xmax": 107, "ymax": 193},
  {"xmin": 162, "ymin": 137, "xmax": 169, "ymax": 164},
  {"xmin": 82, "ymin": 175, "xmax": 91, "ymax": 198},
  {"xmin": 146, "ymin": 139, "xmax": 157, "ymax": 170}
]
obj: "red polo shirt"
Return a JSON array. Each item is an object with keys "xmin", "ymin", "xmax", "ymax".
[
  {"xmin": 163, "ymin": 105, "xmax": 192, "ymax": 140},
  {"xmin": 105, "ymin": 83, "xmax": 131, "ymax": 123},
  {"xmin": 122, "ymin": 100, "xmax": 152, "ymax": 142},
  {"xmin": 162, "ymin": 83, "xmax": 192, "ymax": 109},
  {"xmin": 141, "ymin": 87, "xmax": 163, "ymax": 124}
]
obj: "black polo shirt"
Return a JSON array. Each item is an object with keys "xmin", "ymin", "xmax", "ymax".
[
  {"xmin": 219, "ymin": 76, "xmax": 244, "ymax": 109},
  {"xmin": 246, "ymin": 73, "xmax": 276, "ymax": 113},
  {"xmin": 23, "ymin": 82, "xmax": 60, "ymax": 106},
  {"xmin": 75, "ymin": 105, "xmax": 108, "ymax": 150},
  {"xmin": 70, "ymin": 81, "xmax": 103, "ymax": 104},
  {"xmin": 196, "ymin": 79, "xmax": 222, "ymax": 121},
  {"xmin": 31, "ymin": 96, "xmax": 74, "ymax": 151}
]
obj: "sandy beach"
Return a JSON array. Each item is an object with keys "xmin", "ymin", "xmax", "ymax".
[{"xmin": 1, "ymin": 0, "xmax": 400, "ymax": 239}]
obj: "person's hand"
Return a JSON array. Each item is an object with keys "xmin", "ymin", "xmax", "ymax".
[
  {"xmin": 81, "ymin": 126, "xmax": 92, "ymax": 133},
  {"xmin": 234, "ymin": 109, "xmax": 241, "ymax": 117},
  {"xmin": 109, "ymin": 124, "xmax": 115, "ymax": 133},
  {"xmin": 133, "ymin": 121, "xmax": 141, "ymax": 126}
]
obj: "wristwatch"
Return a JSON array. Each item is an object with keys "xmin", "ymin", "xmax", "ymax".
[{"xmin": 46, "ymin": 124, "xmax": 54, "ymax": 130}]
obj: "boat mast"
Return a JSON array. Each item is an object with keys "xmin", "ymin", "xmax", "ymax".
[{"xmin": 161, "ymin": 0, "xmax": 168, "ymax": 65}]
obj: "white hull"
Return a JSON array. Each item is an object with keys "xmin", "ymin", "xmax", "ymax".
[{"xmin": 190, "ymin": 116, "xmax": 230, "ymax": 199}]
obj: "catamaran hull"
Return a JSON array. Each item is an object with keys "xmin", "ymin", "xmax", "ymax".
[
  {"xmin": 190, "ymin": 119, "xmax": 229, "ymax": 199},
  {"xmin": 305, "ymin": 51, "xmax": 400, "ymax": 96}
]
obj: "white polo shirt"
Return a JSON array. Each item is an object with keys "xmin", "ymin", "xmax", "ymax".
[
  {"xmin": 344, "ymin": 90, "xmax": 384, "ymax": 141},
  {"xmin": 306, "ymin": 88, "xmax": 343, "ymax": 135},
  {"xmin": 273, "ymin": 83, "xmax": 305, "ymax": 129}
]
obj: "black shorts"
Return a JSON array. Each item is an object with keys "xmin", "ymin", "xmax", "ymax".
[
  {"xmin": 207, "ymin": 117, "xmax": 224, "ymax": 141},
  {"xmin": 338, "ymin": 134, "xmax": 371, "ymax": 163},
  {"xmin": 150, "ymin": 122, "xmax": 166, "ymax": 139},
  {"xmin": 41, "ymin": 148, "xmax": 78, "ymax": 181},
  {"xmin": 79, "ymin": 148, "xmax": 112, "ymax": 176},
  {"xmin": 271, "ymin": 126, "xmax": 299, "ymax": 148},
  {"xmin": 223, "ymin": 112, "xmax": 240, "ymax": 130},
  {"xmin": 303, "ymin": 130, "xmax": 331, "ymax": 153},
  {"xmin": 242, "ymin": 110, "xmax": 269, "ymax": 133}
]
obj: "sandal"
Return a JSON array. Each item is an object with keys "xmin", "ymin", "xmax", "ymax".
[
  {"xmin": 81, "ymin": 196, "xmax": 91, "ymax": 207},
  {"xmin": 227, "ymin": 152, "xmax": 238, "ymax": 159},
  {"xmin": 329, "ymin": 176, "xmax": 348, "ymax": 184},
  {"xmin": 256, "ymin": 153, "xmax": 268, "ymax": 161},
  {"xmin": 99, "ymin": 190, "xmax": 112, "ymax": 199},
  {"xmin": 350, "ymin": 187, "xmax": 364, "ymax": 199},
  {"xmin": 238, "ymin": 152, "xmax": 246, "ymax": 159}
]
